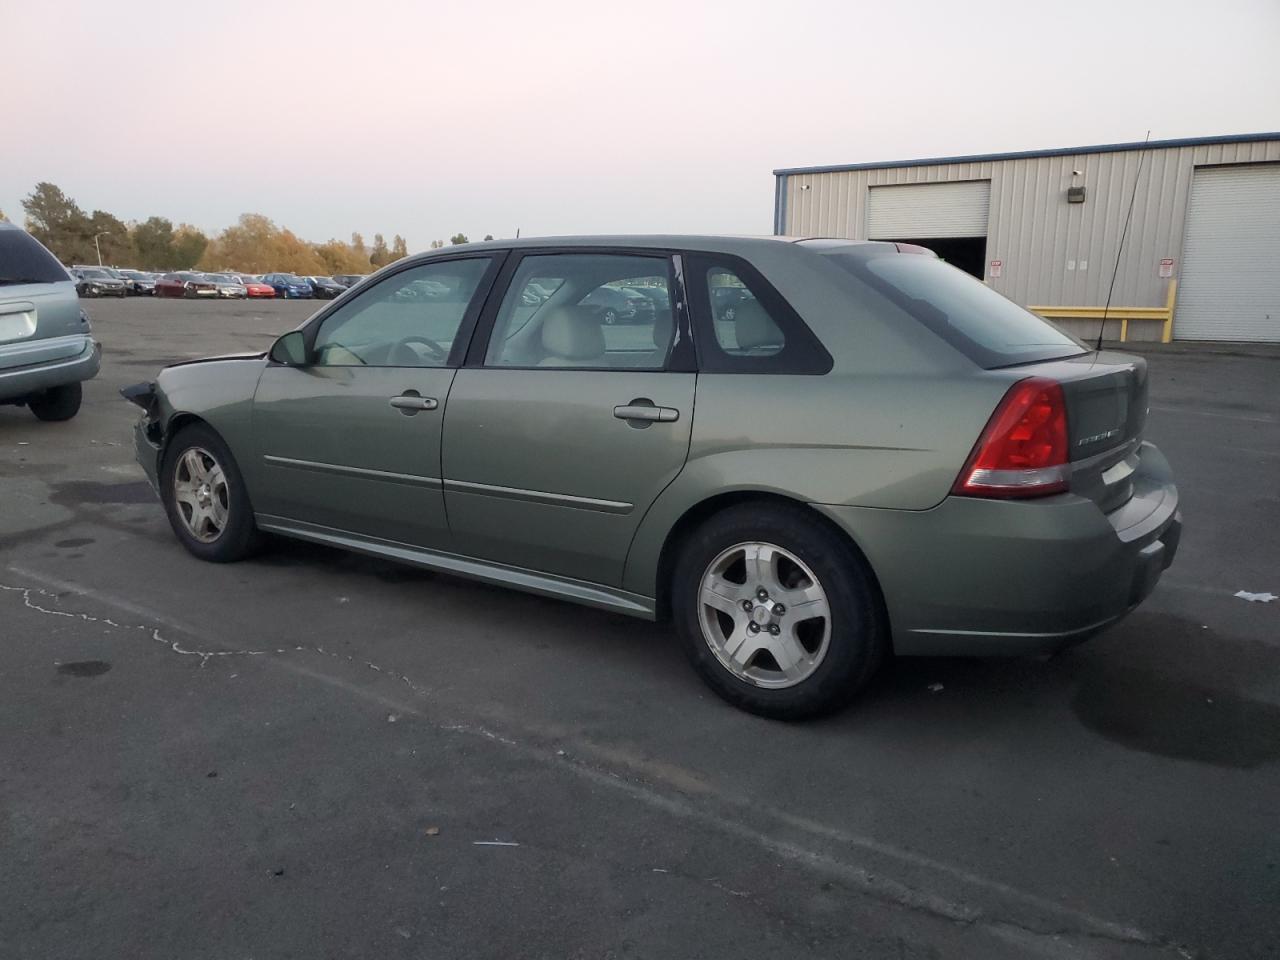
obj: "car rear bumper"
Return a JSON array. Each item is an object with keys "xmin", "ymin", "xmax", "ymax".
[
  {"xmin": 0, "ymin": 335, "xmax": 101, "ymax": 402},
  {"xmin": 815, "ymin": 441, "xmax": 1181, "ymax": 656}
]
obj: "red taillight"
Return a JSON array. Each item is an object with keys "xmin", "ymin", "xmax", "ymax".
[{"xmin": 953, "ymin": 377, "xmax": 1070, "ymax": 499}]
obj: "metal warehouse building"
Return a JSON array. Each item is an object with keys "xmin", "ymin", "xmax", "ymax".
[{"xmin": 773, "ymin": 133, "xmax": 1280, "ymax": 343}]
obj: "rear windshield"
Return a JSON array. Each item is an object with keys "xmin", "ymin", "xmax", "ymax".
[
  {"xmin": 821, "ymin": 249, "xmax": 1087, "ymax": 368},
  {"xmin": 0, "ymin": 229, "xmax": 71, "ymax": 285}
]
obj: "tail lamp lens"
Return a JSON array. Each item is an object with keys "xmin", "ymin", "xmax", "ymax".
[{"xmin": 953, "ymin": 377, "xmax": 1070, "ymax": 498}]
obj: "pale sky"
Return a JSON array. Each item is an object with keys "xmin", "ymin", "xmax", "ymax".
[{"xmin": 3, "ymin": 0, "xmax": 1277, "ymax": 250}]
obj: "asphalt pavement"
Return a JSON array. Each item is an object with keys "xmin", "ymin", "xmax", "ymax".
[{"xmin": 2, "ymin": 296, "xmax": 1277, "ymax": 959}]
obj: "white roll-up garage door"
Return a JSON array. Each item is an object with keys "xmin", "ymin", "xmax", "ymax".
[
  {"xmin": 1177, "ymin": 164, "xmax": 1280, "ymax": 342},
  {"xmin": 866, "ymin": 181, "xmax": 991, "ymax": 239}
]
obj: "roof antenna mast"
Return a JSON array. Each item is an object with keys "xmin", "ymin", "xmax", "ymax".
[{"xmin": 1096, "ymin": 130, "xmax": 1151, "ymax": 353}]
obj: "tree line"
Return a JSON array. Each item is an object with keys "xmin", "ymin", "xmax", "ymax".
[{"xmin": 13, "ymin": 182, "xmax": 492, "ymax": 275}]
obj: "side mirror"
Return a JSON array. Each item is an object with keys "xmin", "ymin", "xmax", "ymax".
[{"xmin": 270, "ymin": 330, "xmax": 311, "ymax": 366}]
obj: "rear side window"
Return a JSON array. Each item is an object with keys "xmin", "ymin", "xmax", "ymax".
[
  {"xmin": 484, "ymin": 253, "xmax": 675, "ymax": 370},
  {"xmin": 0, "ymin": 229, "xmax": 71, "ymax": 285},
  {"xmin": 685, "ymin": 254, "xmax": 831, "ymax": 374},
  {"xmin": 823, "ymin": 250, "xmax": 1086, "ymax": 368}
]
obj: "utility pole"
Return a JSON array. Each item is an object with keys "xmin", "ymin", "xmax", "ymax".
[{"xmin": 94, "ymin": 231, "xmax": 110, "ymax": 266}]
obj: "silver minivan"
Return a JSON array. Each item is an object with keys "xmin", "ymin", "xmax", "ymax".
[{"xmin": 0, "ymin": 222, "xmax": 101, "ymax": 421}]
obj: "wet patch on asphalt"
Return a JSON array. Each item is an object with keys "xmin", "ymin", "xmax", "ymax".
[
  {"xmin": 1072, "ymin": 665, "xmax": 1280, "ymax": 768},
  {"xmin": 55, "ymin": 538, "xmax": 95, "ymax": 548},
  {"xmin": 56, "ymin": 660, "xmax": 112, "ymax": 678},
  {"xmin": 50, "ymin": 480, "xmax": 156, "ymax": 506}
]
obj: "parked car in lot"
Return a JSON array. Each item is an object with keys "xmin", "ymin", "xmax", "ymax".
[
  {"xmin": 580, "ymin": 284, "xmax": 651, "ymax": 324},
  {"xmin": 1, "ymin": 222, "xmax": 100, "ymax": 421},
  {"xmin": 261, "ymin": 273, "xmax": 314, "ymax": 299},
  {"xmin": 154, "ymin": 272, "xmax": 219, "ymax": 298},
  {"xmin": 125, "ymin": 236, "xmax": 1181, "ymax": 719},
  {"xmin": 73, "ymin": 267, "xmax": 128, "ymax": 298},
  {"xmin": 118, "ymin": 269, "xmax": 158, "ymax": 296},
  {"xmin": 236, "ymin": 276, "xmax": 276, "ymax": 298},
  {"xmin": 711, "ymin": 284, "xmax": 749, "ymax": 321},
  {"xmin": 307, "ymin": 276, "xmax": 346, "ymax": 299},
  {"xmin": 331, "ymin": 274, "xmax": 366, "ymax": 288},
  {"xmin": 206, "ymin": 274, "xmax": 249, "ymax": 298}
]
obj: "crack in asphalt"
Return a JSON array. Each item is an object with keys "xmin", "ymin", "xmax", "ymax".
[{"xmin": 1, "ymin": 575, "xmax": 1194, "ymax": 957}]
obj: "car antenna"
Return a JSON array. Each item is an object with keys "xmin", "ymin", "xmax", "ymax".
[{"xmin": 1095, "ymin": 129, "xmax": 1151, "ymax": 354}]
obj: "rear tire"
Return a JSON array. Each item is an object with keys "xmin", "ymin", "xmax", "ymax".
[
  {"xmin": 160, "ymin": 423, "xmax": 264, "ymax": 563},
  {"xmin": 29, "ymin": 383, "xmax": 82, "ymax": 422},
  {"xmin": 672, "ymin": 502, "xmax": 887, "ymax": 720}
]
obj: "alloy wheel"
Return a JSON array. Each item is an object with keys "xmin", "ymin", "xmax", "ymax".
[
  {"xmin": 172, "ymin": 447, "xmax": 230, "ymax": 543},
  {"xmin": 697, "ymin": 541, "xmax": 831, "ymax": 688}
]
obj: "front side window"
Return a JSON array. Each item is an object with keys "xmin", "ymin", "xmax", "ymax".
[
  {"xmin": 313, "ymin": 258, "xmax": 492, "ymax": 367},
  {"xmin": 485, "ymin": 253, "xmax": 674, "ymax": 370}
]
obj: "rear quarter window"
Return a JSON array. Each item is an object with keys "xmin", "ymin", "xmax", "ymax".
[
  {"xmin": 685, "ymin": 253, "xmax": 832, "ymax": 375},
  {"xmin": 822, "ymin": 250, "xmax": 1086, "ymax": 368}
]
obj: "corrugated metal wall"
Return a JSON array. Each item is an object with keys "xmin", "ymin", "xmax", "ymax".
[{"xmin": 779, "ymin": 139, "xmax": 1280, "ymax": 342}]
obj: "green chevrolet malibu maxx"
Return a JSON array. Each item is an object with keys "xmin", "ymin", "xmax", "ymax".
[{"xmin": 126, "ymin": 236, "xmax": 1180, "ymax": 718}]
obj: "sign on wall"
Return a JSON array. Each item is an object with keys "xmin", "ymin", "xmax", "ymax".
[
  {"xmin": 989, "ymin": 260, "xmax": 1002, "ymax": 278},
  {"xmin": 1159, "ymin": 258, "xmax": 1175, "ymax": 278}
]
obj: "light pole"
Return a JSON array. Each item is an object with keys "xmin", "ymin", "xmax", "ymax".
[{"xmin": 93, "ymin": 231, "xmax": 110, "ymax": 266}]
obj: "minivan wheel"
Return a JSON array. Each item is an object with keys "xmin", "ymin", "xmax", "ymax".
[
  {"xmin": 28, "ymin": 382, "xmax": 83, "ymax": 422},
  {"xmin": 160, "ymin": 424, "xmax": 263, "ymax": 563},
  {"xmin": 672, "ymin": 503, "xmax": 886, "ymax": 720}
]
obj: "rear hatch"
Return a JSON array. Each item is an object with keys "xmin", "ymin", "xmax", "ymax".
[
  {"xmin": 0, "ymin": 227, "xmax": 84, "ymax": 371},
  {"xmin": 1013, "ymin": 353, "xmax": 1149, "ymax": 513},
  {"xmin": 809, "ymin": 244, "xmax": 1151, "ymax": 513}
]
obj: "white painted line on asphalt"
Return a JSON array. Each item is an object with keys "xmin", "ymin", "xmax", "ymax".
[{"xmin": 1, "ymin": 564, "xmax": 1181, "ymax": 956}]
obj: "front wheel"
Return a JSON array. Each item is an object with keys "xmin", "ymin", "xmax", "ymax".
[
  {"xmin": 672, "ymin": 503, "xmax": 886, "ymax": 720},
  {"xmin": 29, "ymin": 382, "xmax": 82, "ymax": 422},
  {"xmin": 160, "ymin": 424, "xmax": 264, "ymax": 562}
]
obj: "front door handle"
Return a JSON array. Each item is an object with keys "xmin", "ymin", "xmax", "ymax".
[
  {"xmin": 389, "ymin": 393, "xmax": 438, "ymax": 414},
  {"xmin": 614, "ymin": 399, "xmax": 679, "ymax": 424}
]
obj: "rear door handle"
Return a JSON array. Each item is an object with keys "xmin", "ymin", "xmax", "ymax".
[
  {"xmin": 614, "ymin": 401, "xmax": 679, "ymax": 423},
  {"xmin": 389, "ymin": 394, "xmax": 438, "ymax": 413}
]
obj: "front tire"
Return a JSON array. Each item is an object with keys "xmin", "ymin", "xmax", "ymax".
[
  {"xmin": 672, "ymin": 502, "xmax": 886, "ymax": 720},
  {"xmin": 160, "ymin": 424, "xmax": 263, "ymax": 563},
  {"xmin": 29, "ymin": 383, "xmax": 82, "ymax": 422}
]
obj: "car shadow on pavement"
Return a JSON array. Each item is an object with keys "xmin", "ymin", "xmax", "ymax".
[
  {"xmin": 861, "ymin": 611, "xmax": 1280, "ymax": 769},
  {"xmin": 247, "ymin": 536, "xmax": 1280, "ymax": 766}
]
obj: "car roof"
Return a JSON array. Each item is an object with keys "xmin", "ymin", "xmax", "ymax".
[{"xmin": 407, "ymin": 235, "xmax": 884, "ymax": 258}]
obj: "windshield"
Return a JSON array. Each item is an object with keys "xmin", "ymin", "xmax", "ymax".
[
  {"xmin": 0, "ymin": 230, "xmax": 72, "ymax": 285},
  {"xmin": 820, "ymin": 248, "xmax": 1087, "ymax": 368},
  {"xmin": 81, "ymin": 268, "xmax": 110, "ymax": 279}
]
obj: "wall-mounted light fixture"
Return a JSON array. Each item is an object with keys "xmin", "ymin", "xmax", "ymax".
[{"xmin": 1067, "ymin": 168, "xmax": 1086, "ymax": 203}]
